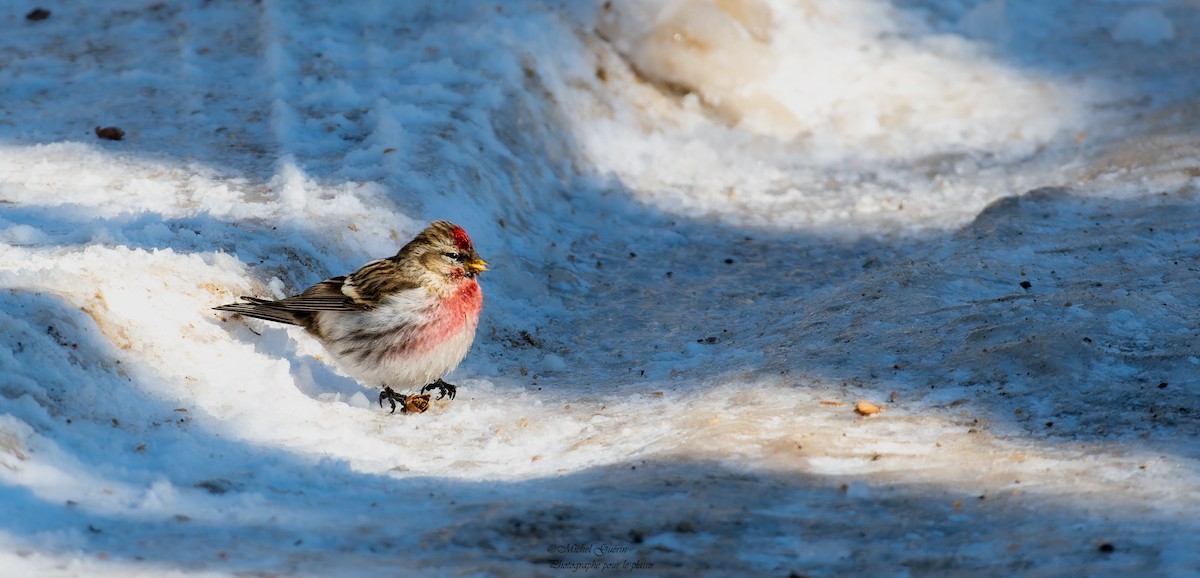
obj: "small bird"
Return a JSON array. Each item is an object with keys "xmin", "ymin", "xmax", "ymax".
[{"xmin": 215, "ymin": 221, "xmax": 488, "ymax": 413}]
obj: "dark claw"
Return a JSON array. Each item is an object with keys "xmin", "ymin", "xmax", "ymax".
[
  {"xmin": 379, "ymin": 386, "xmax": 407, "ymax": 414},
  {"xmin": 422, "ymin": 378, "xmax": 457, "ymax": 400}
]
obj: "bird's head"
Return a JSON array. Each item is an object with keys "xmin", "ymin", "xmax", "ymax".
[{"xmin": 400, "ymin": 221, "xmax": 488, "ymax": 287}]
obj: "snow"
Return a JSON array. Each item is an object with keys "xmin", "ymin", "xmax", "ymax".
[
  {"xmin": 0, "ymin": 0, "xmax": 1199, "ymax": 576},
  {"xmin": 1112, "ymin": 7, "xmax": 1175, "ymax": 46}
]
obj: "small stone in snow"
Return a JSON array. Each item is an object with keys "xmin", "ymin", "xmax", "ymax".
[
  {"xmin": 95, "ymin": 126, "xmax": 125, "ymax": 140},
  {"xmin": 404, "ymin": 394, "xmax": 431, "ymax": 414}
]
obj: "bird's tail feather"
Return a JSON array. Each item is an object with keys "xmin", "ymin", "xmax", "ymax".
[{"xmin": 214, "ymin": 298, "xmax": 303, "ymax": 326}]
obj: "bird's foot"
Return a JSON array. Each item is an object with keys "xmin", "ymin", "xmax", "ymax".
[
  {"xmin": 378, "ymin": 387, "xmax": 430, "ymax": 414},
  {"xmin": 379, "ymin": 386, "xmax": 406, "ymax": 414},
  {"xmin": 421, "ymin": 378, "xmax": 457, "ymax": 400}
]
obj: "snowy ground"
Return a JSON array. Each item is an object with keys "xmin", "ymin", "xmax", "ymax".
[{"xmin": 1, "ymin": 0, "xmax": 1198, "ymax": 576}]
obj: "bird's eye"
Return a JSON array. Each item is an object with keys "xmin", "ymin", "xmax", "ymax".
[{"xmin": 444, "ymin": 252, "xmax": 463, "ymax": 261}]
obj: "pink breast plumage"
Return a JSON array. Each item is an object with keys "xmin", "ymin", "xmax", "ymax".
[{"xmin": 421, "ymin": 279, "xmax": 482, "ymax": 350}]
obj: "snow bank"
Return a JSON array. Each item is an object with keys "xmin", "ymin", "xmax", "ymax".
[{"xmin": 0, "ymin": 0, "xmax": 1199, "ymax": 575}]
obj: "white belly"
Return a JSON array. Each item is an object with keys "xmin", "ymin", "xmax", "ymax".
[
  {"xmin": 342, "ymin": 317, "xmax": 477, "ymax": 389},
  {"xmin": 312, "ymin": 290, "xmax": 480, "ymax": 390}
]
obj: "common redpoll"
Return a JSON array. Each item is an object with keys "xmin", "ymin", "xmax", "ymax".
[{"xmin": 215, "ymin": 221, "xmax": 488, "ymax": 413}]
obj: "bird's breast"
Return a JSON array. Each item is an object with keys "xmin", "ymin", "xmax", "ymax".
[
  {"xmin": 444, "ymin": 279, "xmax": 482, "ymax": 318},
  {"xmin": 426, "ymin": 279, "xmax": 482, "ymax": 343}
]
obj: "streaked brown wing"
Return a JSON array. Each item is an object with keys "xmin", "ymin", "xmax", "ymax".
[
  {"xmin": 339, "ymin": 258, "xmax": 420, "ymax": 307},
  {"xmin": 215, "ymin": 275, "xmax": 366, "ymax": 330},
  {"xmin": 261, "ymin": 276, "xmax": 366, "ymax": 311},
  {"xmin": 215, "ymin": 258, "xmax": 420, "ymax": 327}
]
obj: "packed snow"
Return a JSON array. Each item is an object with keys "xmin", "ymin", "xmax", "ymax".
[{"xmin": 1, "ymin": 0, "xmax": 1198, "ymax": 576}]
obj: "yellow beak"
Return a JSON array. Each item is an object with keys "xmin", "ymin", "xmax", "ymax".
[{"xmin": 465, "ymin": 257, "xmax": 489, "ymax": 274}]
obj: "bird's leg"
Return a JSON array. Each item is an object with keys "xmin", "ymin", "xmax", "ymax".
[
  {"xmin": 421, "ymin": 378, "xmax": 457, "ymax": 400},
  {"xmin": 379, "ymin": 386, "xmax": 408, "ymax": 414}
]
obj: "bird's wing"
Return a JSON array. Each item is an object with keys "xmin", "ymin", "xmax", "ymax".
[
  {"xmin": 259, "ymin": 276, "xmax": 368, "ymax": 311},
  {"xmin": 214, "ymin": 259, "xmax": 422, "ymax": 326},
  {"xmin": 263, "ymin": 258, "xmax": 421, "ymax": 310},
  {"xmin": 217, "ymin": 276, "xmax": 367, "ymax": 320},
  {"xmin": 338, "ymin": 258, "xmax": 421, "ymax": 308}
]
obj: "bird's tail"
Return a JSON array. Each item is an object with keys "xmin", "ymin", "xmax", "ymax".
[{"xmin": 214, "ymin": 297, "xmax": 304, "ymax": 326}]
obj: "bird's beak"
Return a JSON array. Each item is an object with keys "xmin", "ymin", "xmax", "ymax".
[{"xmin": 465, "ymin": 256, "xmax": 489, "ymax": 275}]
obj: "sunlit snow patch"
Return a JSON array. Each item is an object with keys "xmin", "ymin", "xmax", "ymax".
[{"xmin": 595, "ymin": 0, "xmax": 1078, "ymax": 158}]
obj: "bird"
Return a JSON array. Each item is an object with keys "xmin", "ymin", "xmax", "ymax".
[{"xmin": 214, "ymin": 221, "xmax": 488, "ymax": 413}]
